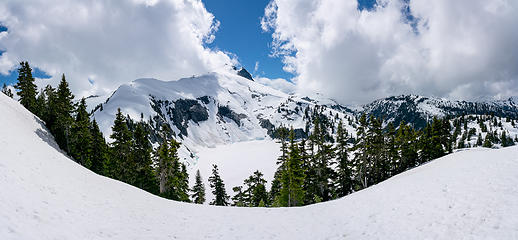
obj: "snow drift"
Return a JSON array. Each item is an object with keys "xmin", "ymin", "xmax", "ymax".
[{"xmin": 1, "ymin": 93, "xmax": 518, "ymax": 239}]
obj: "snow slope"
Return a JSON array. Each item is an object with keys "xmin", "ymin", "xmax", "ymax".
[{"xmin": 2, "ymin": 93, "xmax": 518, "ymax": 239}]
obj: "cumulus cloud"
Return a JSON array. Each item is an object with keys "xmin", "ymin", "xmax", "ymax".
[
  {"xmin": 262, "ymin": 0, "xmax": 518, "ymax": 104},
  {"xmin": 0, "ymin": 0, "xmax": 236, "ymax": 97},
  {"xmin": 255, "ymin": 76, "xmax": 296, "ymax": 94}
]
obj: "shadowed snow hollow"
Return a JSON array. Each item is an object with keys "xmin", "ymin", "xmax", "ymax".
[{"xmin": 1, "ymin": 93, "xmax": 518, "ymax": 239}]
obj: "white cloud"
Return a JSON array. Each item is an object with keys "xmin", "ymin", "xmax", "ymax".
[
  {"xmin": 255, "ymin": 76, "xmax": 295, "ymax": 94},
  {"xmin": 262, "ymin": 0, "xmax": 518, "ymax": 104},
  {"xmin": 0, "ymin": 0, "xmax": 236, "ymax": 97}
]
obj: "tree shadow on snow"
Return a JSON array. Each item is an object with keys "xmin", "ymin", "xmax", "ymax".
[{"xmin": 33, "ymin": 116, "xmax": 70, "ymax": 158}]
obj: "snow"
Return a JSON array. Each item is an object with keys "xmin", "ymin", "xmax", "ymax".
[
  {"xmin": 2, "ymin": 93, "xmax": 518, "ymax": 239},
  {"xmin": 189, "ymin": 140, "xmax": 280, "ymax": 202}
]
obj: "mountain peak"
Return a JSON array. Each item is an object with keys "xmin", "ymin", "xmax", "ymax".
[{"xmin": 235, "ymin": 67, "xmax": 254, "ymax": 81}]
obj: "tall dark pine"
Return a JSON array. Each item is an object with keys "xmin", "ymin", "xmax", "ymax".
[
  {"xmin": 54, "ymin": 74, "xmax": 75, "ymax": 154},
  {"xmin": 133, "ymin": 121, "xmax": 157, "ymax": 193},
  {"xmin": 156, "ymin": 132, "xmax": 189, "ymax": 201},
  {"xmin": 70, "ymin": 98, "xmax": 92, "ymax": 166},
  {"xmin": 191, "ymin": 170, "xmax": 206, "ymax": 204},
  {"xmin": 14, "ymin": 62, "xmax": 37, "ymax": 113},
  {"xmin": 334, "ymin": 120, "xmax": 352, "ymax": 197},
  {"xmin": 309, "ymin": 118, "xmax": 335, "ymax": 202},
  {"xmin": 208, "ymin": 164, "xmax": 229, "ymax": 206},
  {"xmin": 89, "ymin": 119, "xmax": 108, "ymax": 175},
  {"xmin": 353, "ymin": 114, "xmax": 369, "ymax": 190},
  {"xmin": 246, "ymin": 170, "xmax": 269, "ymax": 207},
  {"xmin": 108, "ymin": 108, "xmax": 134, "ymax": 181},
  {"xmin": 279, "ymin": 128, "xmax": 305, "ymax": 207}
]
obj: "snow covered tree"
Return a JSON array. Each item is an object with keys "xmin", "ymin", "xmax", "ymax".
[
  {"xmin": 2, "ymin": 83, "xmax": 13, "ymax": 98},
  {"xmin": 191, "ymin": 170, "xmax": 206, "ymax": 204},
  {"xmin": 209, "ymin": 164, "xmax": 229, "ymax": 206},
  {"xmin": 14, "ymin": 62, "xmax": 37, "ymax": 113}
]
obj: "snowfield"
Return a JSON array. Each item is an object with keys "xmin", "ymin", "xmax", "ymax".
[
  {"xmin": 189, "ymin": 140, "xmax": 280, "ymax": 203},
  {"xmin": 2, "ymin": 93, "xmax": 518, "ymax": 239}
]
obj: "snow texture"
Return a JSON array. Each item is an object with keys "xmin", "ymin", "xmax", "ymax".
[{"xmin": 2, "ymin": 93, "xmax": 518, "ymax": 239}]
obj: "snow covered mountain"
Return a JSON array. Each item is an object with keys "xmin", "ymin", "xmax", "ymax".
[
  {"xmin": 363, "ymin": 94, "xmax": 518, "ymax": 129},
  {"xmin": 91, "ymin": 70, "xmax": 356, "ymax": 165},
  {"xmin": 2, "ymin": 92, "xmax": 518, "ymax": 239}
]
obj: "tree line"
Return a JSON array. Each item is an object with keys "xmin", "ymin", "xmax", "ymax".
[{"xmin": 5, "ymin": 61, "xmax": 517, "ymax": 208}]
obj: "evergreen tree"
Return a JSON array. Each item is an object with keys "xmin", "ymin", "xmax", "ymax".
[
  {"xmin": 231, "ymin": 186, "xmax": 246, "ymax": 207},
  {"xmin": 395, "ymin": 121, "xmax": 418, "ymax": 174},
  {"xmin": 270, "ymin": 127, "xmax": 289, "ymax": 203},
  {"xmin": 353, "ymin": 114, "xmax": 370, "ymax": 190},
  {"xmin": 133, "ymin": 120, "xmax": 157, "ymax": 193},
  {"xmin": 14, "ymin": 62, "xmax": 38, "ymax": 113},
  {"xmin": 476, "ymin": 133, "xmax": 483, "ymax": 146},
  {"xmin": 483, "ymin": 134, "xmax": 493, "ymax": 148},
  {"xmin": 334, "ymin": 120, "xmax": 352, "ymax": 197},
  {"xmin": 42, "ymin": 85, "xmax": 58, "ymax": 129},
  {"xmin": 384, "ymin": 122, "xmax": 399, "ymax": 177},
  {"xmin": 208, "ymin": 164, "xmax": 229, "ymax": 206},
  {"xmin": 89, "ymin": 119, "xmax": 108, "ymax": 175},
  {"xmin": 34, "ymin": 90, "xmax": 46, "ymax": 119},
  {"xmin": 309, "ymin": 118, "xmax": 335, "ymax": 201},
  {"xmin": 2, "ymin": 83, "xmax": 14, "ymax": 98},
  {"xmin": 70, "ymin": 98, "xmax": 92, "ymax": 166},
  {"xmin": 156, "ymin": 129, "xmax": 189, "ymax": 201},
  {"xmin": 108, "ymin": 108, "xmax": 134, "ymax": 181},
  {"xmin": 279, "ymin": 128, "xmax": 305, "ymax": 207},
  {"xmin": 191, "ymin": 170, "xmax": 206, "ymax": 204},
  {"xmin": 54, "ymin": 74, "xmax": 75, "ymax": 154}
]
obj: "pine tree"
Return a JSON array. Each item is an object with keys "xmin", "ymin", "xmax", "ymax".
[
  {"xmin": 244, "ymin": 170, "xmax": 269, "ymax": 207},
  {"xmin": 476, "ymin": 133, "xmax": 483, "ymax": 146},
  {"xmin": 483, "ymin": 134, "xmax": 493, "ymax": 148},
  {"xmin": 90, "ymin": 119, "xmax": 108, "ymax": 175},
  {"xmin": 54, "ymin": 74, "xmax": 75, "ymax": 154},
  {"xmin": 309, "ymin": 118, "xmax": 335, "ymax": 201},
  {"xmin": 232, "ymin": 186, "xmax": 246, "ymax": 207},
  {"xmin": 34, "ymin": 90, "xmax": 46, "ymax": 119},
  {"xmin": 209, "ymin": 164, "xmax": 229, "ymax": 206},
  {"xmin": 14, "ymin": 62, "xmax": 38, "ymax": 113},
  {"xmin": 133, "ymin": 120, "xmax": 157, "ymax": 193},
  {"xmin": 191, "ymin": 170, "xmax": 206, "ymax": 204},
  {"xmin": 279, "ymin": 128, "xmax": 305, "ymax": 207},
  {"xmin": 334, "ymin": 120, "xmax": 352, "ymax": 197},
  {"xmin": 353, "ymin": 114, "xmax": 369, "ymax": 190},
  {"xmin": 70, "ymin": 98, "xmax": 92, "ymax": 166},
  {"xmin": 42, "ymin": 85, "xmax": 58, "ymax": 129},
  {"xmin": 384, "ymin": 122, "xmax": 399, "ymax": 178},
  {"xmin": 2, "ymin": 83, "xmax": 14, "ymax": 98},
  {"xmin": 155, "ymin": 128, "xmax": 189, "ymax": 201},
  {"xmin": 108, "ymin": 108, "xmax": 134, "ymax": 181}
]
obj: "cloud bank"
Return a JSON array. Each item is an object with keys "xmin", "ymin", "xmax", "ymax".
[
  {"xmin": 262, "ymin": 0, "xmax": 518, "ymax": 104},
  {"xmin": 0, "ymin": 0, "xmax": 235, "ymax": 97}
]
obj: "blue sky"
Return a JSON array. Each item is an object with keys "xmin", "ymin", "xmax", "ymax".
[{"xmin": 202, "ymin": 0, "xmax": 291, "ymax": 80}]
